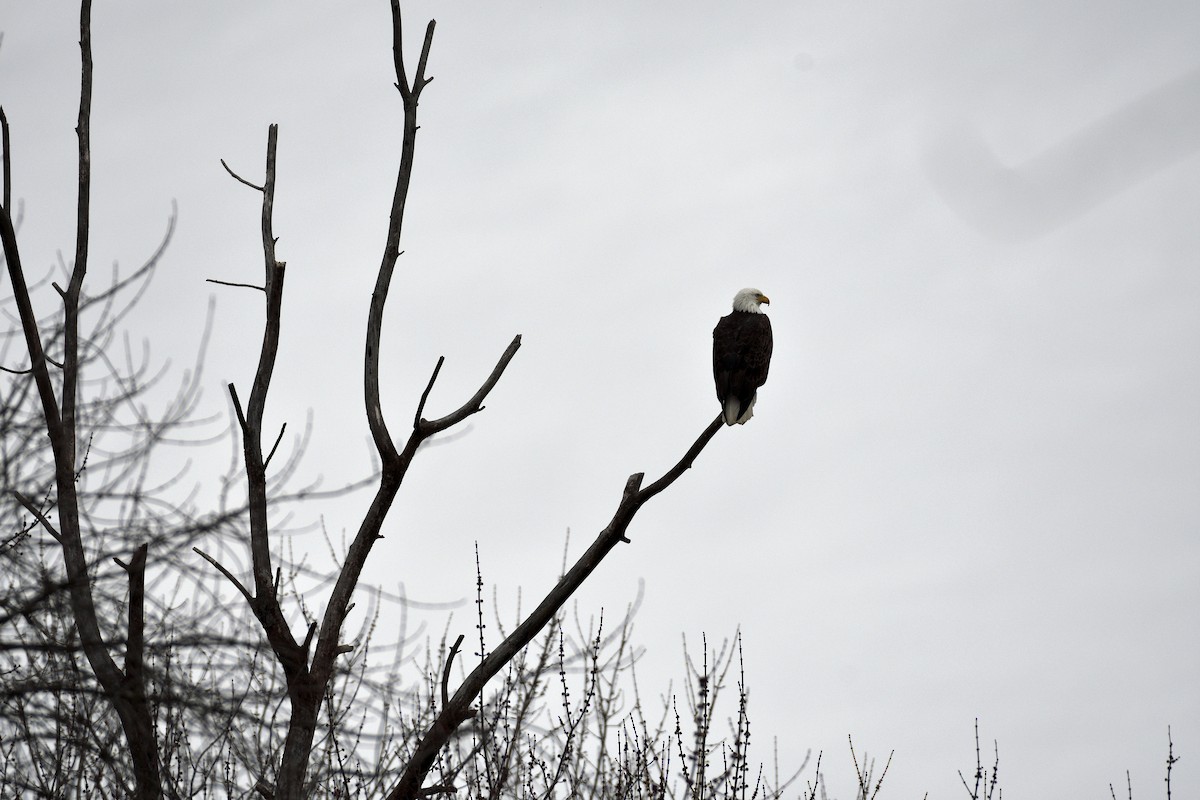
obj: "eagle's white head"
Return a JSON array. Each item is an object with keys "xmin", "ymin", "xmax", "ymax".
[{"xmin": 732, "ymin": 287, "xmax": 770, "ymax": 314}]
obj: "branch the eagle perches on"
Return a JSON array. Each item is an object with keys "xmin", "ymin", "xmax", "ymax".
[
  {"xmin": 187, "ymin": 3, "xmax": 730, "ymax": 798},
  {"xmin": 385, "ymin": 413, "xmax": 725, "ymax": 800}
]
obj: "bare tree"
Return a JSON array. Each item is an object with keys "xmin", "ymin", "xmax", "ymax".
[
  {"xmin": 0, "ymin": 5, "xmax": 363, "ymax": 794},
  {"xmin": 200, "ymin": 6, "xmax": 727, "ymax": 796},
  {"xmin": 1, "ymin": 3, "xmax": 775, "ymax": 798}
]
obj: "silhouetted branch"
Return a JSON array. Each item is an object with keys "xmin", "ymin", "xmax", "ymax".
[
  {"xmin": 416, "ymin": 336, "xmax": 522, "ymax": 436},
  {"xmin": 220, "ymin": 157, "xmax": 266, "ymax": 192},
  {"xmin": 386, "ymin": 415, "xmax": 726, "ymax": 800},
  {"xmin": 206, "ymin": 278, "xmax": 266, "ymax": 292},
  {"xmin": 264, "ymin": 422, "xmax": 287, "ymax": 470},
  {"xmin": 414, "ymin": 356, "xmax": 445, "ymax": 429},
  {"xmin": 117, "ymin": 543, "xmax": 148, "ymax": 684},
  {"xmin": 1, "ymin": 105, "xmax": 10, "ymax": 211},
  {"xmin": 207, "ymin": 124, "xmax": 306, "ymax": 679},
  {"xmin": 12, "ymin": 491, "xmax": 62, "ymax": 542},
  {"xmin": 442, "ymin": 634, "xmax": 464, "ymax": 710},
  {"xmin": 192, "ymin": 547, "xmax": 253, "ymax": 603}
]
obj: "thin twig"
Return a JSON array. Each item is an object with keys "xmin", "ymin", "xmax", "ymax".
[
  {"xmin": 206, "ymin": 278, "xmax": 266, "ymax": 292},
  {"xmin": 415, "ymin": 356, "xmax": 445, "ymax": 428},
  {"xmin": 193, "ymin": 547, "xmax": 253, "ymax": 603},
  {"xmin": 1, "ymin": 105, "xmax": 10, "ymax": 210},
  {"xmin": 1166, "ymin": 726, "xmax": 1177, "ymax": 800},
  {"xmin": 442, "ymin": 634, "xmax": 465, "ymax": 710},
  {"xmin": 12, "ymin": 492, "xmax": 63, "ymax": 542},
  {"xmin": 220, "ymin": 157, "xmax": 265, "ymax": 191},
  {"xmin": 264, "ymin": 422, "xmax": 288, "ymax": 470},
  {"xmin": 228, "ymin": 383, "xmax": 249, "ymax": 434}
]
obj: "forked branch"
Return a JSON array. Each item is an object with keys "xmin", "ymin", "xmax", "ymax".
[
  {"xmin": 268, "ymin": 7, "xmax": 521, "ymax": 797},
  {"xmin": 203, "ymin": 124, "xmax": 306, "ymax": 684},
  {"xmin": 364, "ymin": 5, "xmax": 438, "ymax": 466}
]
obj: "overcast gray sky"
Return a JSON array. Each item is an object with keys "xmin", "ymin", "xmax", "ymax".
[{"xmin": 3, "ymin": 1, "xmax": 1198, "ymax": 797}]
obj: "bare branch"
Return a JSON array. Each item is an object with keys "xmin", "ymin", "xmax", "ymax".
[
  {"xmin": 414, "ymin": 356, "xmax": 445, "ymax": 429},
  {"xmin": 419, "ymin": 336, "xmax": 522, "ymax": 435},
  {"xmin": 12, "ymin": 491, "xmax": 63, "ymax": 542},
  {"xmin": 220, "ymin": 157, "xmax": 265, "ymax": 191},
  {"xmin": 413, "ymin": 20, "xmax": 437, "ymax": 94},
  {"xmin": 218, "ymin": 123, "xmax": 315, "ymax": 798},
  {"xmin": 225, "ymin": 126, "xmax": 303, "ymax": 666},
  {"xmin": 442, "ymin": 634, "xmax": 464, "ymax": 710},
  {"xmin": 228, "ymin": 382, "xmax": 249, "ymax": 435},
  {"xmin": 62, "ymin": 0, "xmax": 94, "ymax": 439},
  {"xmin": 634, "ymin": 414, "xmax": 723, "ymax": 504},
  {"xmin": 1, "ymin": 184, "xmax": 63, "ymax": 443},
  {"xmin": 386, "ymin": 415, "xmax": 727, "ymax": 800},
  {"xmin": 365, "ymin": 7, "xmax": 439, "ymax": 465},
  {"xmin": 206, "ymin": 278, "xmax": 266, "ymax": 292},
  {"xmin": 392, "ymin": 3, "xmax": 436, "ymax": 100},
  {"xmin": 263, "ymin": 422, "xmax": 287, "ymax": 470},
  {"xmin": 119, "ymin": 543, "xmax": 148, "ymax": 679},
  {"xmin": 1, "ymin": 105, "xmax": 10, "ymax": 210},
  {"xmin": 0, "ymin": 363, "xmax": 34, "ymax": 375},
  {"xmin": 193, "ymin": 546, "xmax": 254, "ymax": 603}
]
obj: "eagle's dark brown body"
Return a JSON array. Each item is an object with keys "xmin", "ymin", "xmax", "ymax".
[{"xmin": 713, "ymin": 302, "xmax": 773, "ymax": 425}]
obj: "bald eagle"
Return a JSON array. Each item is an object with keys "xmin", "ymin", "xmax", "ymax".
[{"xmin": 713, "ymin": 288, "xmax": 773, "ymax": 426}]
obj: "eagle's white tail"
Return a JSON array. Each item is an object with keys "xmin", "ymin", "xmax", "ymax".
[{"xmin": 723, "ymin": 395, "xmax": 756, "ymax": 426}]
